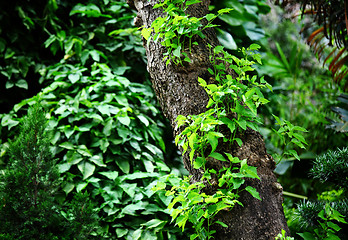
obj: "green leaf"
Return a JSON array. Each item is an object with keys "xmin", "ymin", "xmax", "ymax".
[
  {"xmin": 62, "ymin": 182, "xmax": 75, "ymax": 195},
  {"xmin": 297, "ymin": 232, "xmax": 316, "ymax": 240},
  {"xmin": 286, "ymin": 149, "xmax": 300, "ymax": 160},
  {"xmin": 275, "ymin": 42, "xmax": 291, "ymax": 72},
  {"xmin": 293, "ymin": 133, "xmax": 307, "ymax": 144},
  {"xmin": 173, "ymin": 45, "xmax": 181, "ymax": 58},
  {"xmin": 115, "ymin": 95, "xmax": 129, "ymax": 106},
  {"xmin": 118, "ymin": 115, "xmax": 131, "ymax": 126},
  {"xmin": 327, "ymin": 221, "xmax": 341, "ymax": 232},
  {"xmin": 215, "ymin": 220, "xmax": 228, "ymax": 228},
  {"xmin": 190, "ymin": 234, "xmax": 199, "ymax": 240},
  {"xmin": 58, "ymin": 163, "xmax": 71, "ymax": 173},
  {"xmin": 186, "ymin": 0, "xmax": 201, "ymax": 6},
  {"xmin": 103, "ymin": 118, "xmax": 113, "ymax": 136},
  {"xmin": 216, "ymin": 28, "xmax": 237, "ymax": 50},
  {"xmin": 137, "ymin": 115, "xmax": 149, "ymax": 126},
  {"xmin": 116, "ymin": 229, "xmax": 128, "ymax": 238},
  {"xmin": 236, "ymin": 119, "xmax": 247, "ymax": 130},
  {"xmin": 96, "ymin": 105, "xmax": 110, "ymax": 116},
  {"xmin": 77, "ymin": 161, "xmax": 95, "ymax": 180},
  {"xmin": 209, "ymin": 152, "xmax": 226, "ymax": 161},
  {"xmin": 207, "ymin": 132, "xmax": 219, "ymax": 153},
  {"xmin": 90, "ymin": 155, "xmax": 106, "ymax": 167},
  {"xmin": 77, "ymin": 145, "xmax": 92, "ymax": 157},
  {"xmin": 234, "ymin": 138, "xmax": 243, "ymax": 146},
  {"xmin": 218, "ymin": 8, "xmax": 233, "ymax": 15},
  {"xmin": 141, "ymin": 28, "xmax": 152, "ymax": 40},
  {"xmin": 141, "ymin": 219, "xmax": 166, "ymax": 228},
  {"xmin": 245, "ymin": 186, "xmax": 261, "ymax": 200},
  {"xmin": 221, "ymin": 117, "xmax": 236, "ymax": 133},
  {"xmin": 15, "ymin": 79, "xmax": 28, "ymax": 89},
  {"xmin": 132, "ymin": 228, "xmax": 142, "ymax": 240},
  {"xmin": 116, "ymin": 158, "xmax": 130, "ymax": 173},
  {"xmin": 122, "ymin": 202, "xmax": 145, "ymax": 216},
  {"xmin": 1, "ymin": 115, "xmax": 19, "ymax": 130},
  {"xmin": 193, "ymin": 157, "xmax": 205, "ymax": 169},
  {"xmin": 68, "ymin": 73, "xmax": 80, "ymax": 83},
  {"xmin": 76, "ymin": 182, "xmax": 88, "ymax": 192},
  {"xmin": 205, "ymin": 13, "xmax": 216, "ymax": 22},
  {"xmin": 59, "ymin": 142, "xmax": 75, "ymax": 150}
]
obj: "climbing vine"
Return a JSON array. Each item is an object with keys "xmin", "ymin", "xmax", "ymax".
[{"xmin": 143, "ymin": 0, "xmax": 307, "ymax": 239}]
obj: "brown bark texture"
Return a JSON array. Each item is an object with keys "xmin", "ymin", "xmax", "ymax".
[{"xmin": 127, "ymin": 0, "xmax": 290, "ymax": 239}]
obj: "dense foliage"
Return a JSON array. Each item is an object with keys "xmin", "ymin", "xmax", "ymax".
[
  {"xmin": 0, "ymin": 105, "xmax": 98, "ymax": 239},
  {"xmin": 0, "ymin": 0, "xmax": 184, "ymax": 238}
]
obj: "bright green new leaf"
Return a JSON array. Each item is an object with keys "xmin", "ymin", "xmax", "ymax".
[
  {"xmin": 207, "ymin": 132, "xmax": 219, "ymax": 153},
  {"xmin": 141, "ymin": 28, "xmax": 152, "ymax": 40},
  {"xmin": 215, "ymin": 220, "xmax": 228, "ymax": 228},
  {"xmin": 209, "ymin": 152, "xmax": 226, "ymax": 161},
  {"xmin": 245, "ymin": 186, "xmax": 261, "ymax": 200}
]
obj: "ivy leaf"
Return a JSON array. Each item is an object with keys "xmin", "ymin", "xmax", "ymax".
[
  {"xmin": 297, "ymin": 232, "xmax": 316, "ymax": 240},
  {"xmin": 236, "ymin": 119, "xmax": 247, "ymax": 130},
  {"xmin": 215, "ymin": 220, "xmax": 228, "ymax": 228},
  {"xmin": 116, "ymin": 229, "xmax": 128, "ymax": 238},
  {"xmin": 89, "ymin": 155, "xmax": 106, "ymax": 167},
  {"xmin": 209, "ymin": 152, "xmax": 226, "ymax": 161},
  {"xmin": 62, "ymin": 182, "xmax": 75, "ymax": 195},
  {"xmin": 205, "ymin": 13, "xmax": 216, "ymax": 22},
  {"xmin": 59, "ymin": 142, "xmax": 75, "ymax": 150},
  {"xmin": 245, "ymin": 186, "xmax": 261, "ymax": 200},
  {"xmin": 137, "ymin": 115, "xmax": 149, "ymax": 126},
  {"xmin": 186, "ymin": 0, "xmax": 201, "ymax": 6},
  {"xmin": 77, "ymin": 161, "xmax": 95, "ymax": 180},
  {"xmin": 68, "ymin": 73, "xmax": 80, "ymax": 83},
  {"xmin": 76, "ymin": 182, "xmax": 88, "ymax": 192},
  {"xmin": 193, "ymin": 156, "xmax": 205, "ymax": 169},
  {"xmin": 96, "ymin": 105, "xmax": 110, "ymax": 116},
  {"xmin": 58, "ymin": 163, "xmax": 71, "ymax": 173},
  {"xmin": 207, "ymin": 132, "xmax": 219, "ymax": 153},
  {"xmin": 172, "ymin": 45, "xmax": 181, "ymax": 58},
  {"xmin": 234, "ymin": 138, "xmax": 243, "ymax": 147},
  {"xmin": 15, "ymin": 79, "xmax": 28, "ymax": 89},
  {"xmin": 141, "ymin": 219, "xmax": 166, "ymax": 229},
  {"xmin": 132, "ymin": 228, "xmax": 142, "ymax": 240},
  {"xmin": 116, "ymin": 158, "xmax": 130, "ymax": 173},
  {"xmin": 118, "ymin": 115, "xmax": 131, "ymax": 126},
  {"xmin": 286, "ymin": 149, "xmax": 300, "ymax": 160}
]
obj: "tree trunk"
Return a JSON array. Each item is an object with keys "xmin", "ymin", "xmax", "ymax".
[{"xmin": 127, "ymin": 0, "xmax": 290, "ymax": 239}]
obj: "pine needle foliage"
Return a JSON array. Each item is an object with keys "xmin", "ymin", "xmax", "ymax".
[
  {"xmin": 295, "ymin": 147, "xmax": 348, "ymax": 238},
  {"xmin": 0, "ymin": 105, "xmax": 64, "ymax": 239},
  {"xmin": 310, "ymin": 147, "xmax": 348, "ymax": 189}
]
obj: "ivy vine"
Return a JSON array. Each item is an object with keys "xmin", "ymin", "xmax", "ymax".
[{"xmin": 143, "ymin": 0, "xmax": 307, "ymax": 239}]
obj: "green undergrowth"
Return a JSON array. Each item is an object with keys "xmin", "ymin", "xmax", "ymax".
[{"xmin": 0, "ymin": 0, "xmax": 186, "ymax": 239}]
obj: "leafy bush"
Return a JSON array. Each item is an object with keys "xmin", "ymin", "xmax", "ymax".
[{"xmin": 0, "ymin": 0, "xmax": 184, "ymax": 238}]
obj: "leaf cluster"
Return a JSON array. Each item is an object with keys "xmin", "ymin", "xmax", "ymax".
[
  {"xmin": 142, "ymin": 0, "xmax": 232, "ymax": 65},
  {"xmin": 150, "ymin": 4, "xmax": 269, "ymax": 233}
]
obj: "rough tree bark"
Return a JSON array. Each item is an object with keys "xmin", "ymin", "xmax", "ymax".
[{"xmin": 127, "ymin": 0, "xmax": 290, "ymax": 239}]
